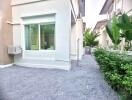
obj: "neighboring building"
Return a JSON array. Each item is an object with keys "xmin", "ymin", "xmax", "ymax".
[
  {"xmin": 100, "ymin": 0, "xmax": 132, "ymax": 18},
  {"xmin": 93, "ymin": 19, "xmax": 112, "ymax": 48},
  {"xmin": 5, "ymin": 0, "xmax": 85, "ymax": 70},
  {"xmin": 94, "ymin": 0, "xmax": 132, "ymax": 48},
  {"xmin": 0, "ymin": 0, "xmax": 13, "ymax": 66}
]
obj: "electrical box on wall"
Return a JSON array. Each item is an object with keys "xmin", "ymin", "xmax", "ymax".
[{"xmin": 8, "ymin": 46, "xmax": 22, "ymax": 55}]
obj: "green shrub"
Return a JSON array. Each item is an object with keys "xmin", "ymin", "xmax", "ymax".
[
  {"xmin": 121, "ymin": 64, "xmax": 132, "ymax": 94},
  {"xmin": 94, "ymin": 48, "xmax": 132, "ymax": 98}
]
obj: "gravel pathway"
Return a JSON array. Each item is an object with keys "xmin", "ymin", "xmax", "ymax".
[{"xmin": 0, "ymin": 55, "xmax": 119, "ymax": 100}]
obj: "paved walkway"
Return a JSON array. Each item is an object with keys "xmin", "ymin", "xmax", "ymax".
[{"xmin": 0, "ymin": 55, "xmax": 119, "ymax": 100}]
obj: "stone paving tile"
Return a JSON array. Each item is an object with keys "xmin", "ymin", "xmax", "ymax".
[{"xmin": 0, "ymin": 55, "xmax": 120, "ymax": 100}]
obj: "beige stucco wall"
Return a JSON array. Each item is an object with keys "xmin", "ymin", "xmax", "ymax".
[
  {"xmin": 0, "ymin": 0, "xmax": 13, "ymax": 65},
  {"xmin": 97, "ymin": 26, "xmax": 112, "ymax": 48}
]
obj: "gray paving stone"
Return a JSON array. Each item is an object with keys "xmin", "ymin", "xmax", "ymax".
[{"xmin": 0, "ymin": 55, "xmax": 120, "ymax": 100}]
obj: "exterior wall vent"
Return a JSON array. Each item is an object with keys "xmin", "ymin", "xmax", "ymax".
[{"xmin": 8, "ymin": 46, "xmax": 22, "ymax": 55}]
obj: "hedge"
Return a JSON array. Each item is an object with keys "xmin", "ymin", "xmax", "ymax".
[{"xmin": 94, "ymin": 48, "xmax": 132, "ymax": 100}]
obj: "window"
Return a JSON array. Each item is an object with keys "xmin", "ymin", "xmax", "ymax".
[
  {"xmin": 25, "ymin": 24, "xmax": 39, "ymax": 50},
  {"xmin": 25, "ymin": 23, "xmax": 55, "ymax": 50}
]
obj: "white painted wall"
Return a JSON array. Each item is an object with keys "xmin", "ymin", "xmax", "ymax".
[
  {"xmin": 12, "ymin": 0, "xmax": 72, "ymax": 70},
  {"xmin": 76, "ymin": 19, "xmax": 83, "ymax": 59},
  {"xmin": 11, "ymin": 0, "xmax": 47, "ymax": 5},
  {"xmin": 116, "ymin": 0, "xmax": 122, "ymax": 10},
  {"xmin": 70, "ymin": 19, "xmax": 83, "ymax": 60},
  {"xmin": 122, "ymin": 0, "xmax": 132, "ymax": 15},
  {"xmin": 114, "ymin": 0, "xmax": 132, "ymax": 14},
  {"xmin": 71, "ymin": 23, "xmax": 77, "ymax": 59}
]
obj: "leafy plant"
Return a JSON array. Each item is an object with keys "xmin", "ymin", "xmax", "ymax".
[
  {"xmin": 94, "ymin": 48, "xmax": 132, "ymax": 98},
  {"xmin": 117, "ymin": 13, "xmax": 132, "ymax": 50},
  {"xmin": 83, "ymin": 28, "xmax": 99, "ymax": 47},
  {"xmin": 121, "ymin": 64, "xmax": 132, "ymax": 94},
  {"xmin": 106, "ymin": 16, "xmax": 121, "ymax": 48},
  {"xmin": 117, "ymin": 13, "xmax": 132, "ymax": 31}
]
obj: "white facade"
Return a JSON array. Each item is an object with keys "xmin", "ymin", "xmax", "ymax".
[
  {"xmin": 115, "ymin": 0, "xmax": 132, "ymax": 15},
  {"xmin": 70, "ymin": 19, "xmax": 83, "ymax": 60},
  {"xmin": 107, "ymin": 0, "xmax": 132, "ymax": 18},
  {"xmin": 11, "ymin": 0, "xmax": 84, "ymax": 70},
  {"xmin": 122, "ymin": 0, "xmax": 132, "ymax": 15}
]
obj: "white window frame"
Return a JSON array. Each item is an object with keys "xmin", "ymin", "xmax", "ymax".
[
  {"xmin": 21, "ymin": 14, "xmax": 56, "ymax": 52},
  {"xmin": 24, "ymin": 23, "xmax": 55, "ymax": 51}
]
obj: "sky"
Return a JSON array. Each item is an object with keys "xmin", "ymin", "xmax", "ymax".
[{"xmin": 83, "ymin": 0, "xmax": 107, "ymax": 28}]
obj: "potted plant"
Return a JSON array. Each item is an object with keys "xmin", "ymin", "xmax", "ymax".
[{"xmin": 83, "ymin": 28, "xmax": 99, "ymax": 54}]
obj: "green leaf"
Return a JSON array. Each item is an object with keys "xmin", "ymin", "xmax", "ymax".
[
  {"xmin": 83, "ymin": 28, "xmax": 99, "ymax": 47},
  {"xmin": 106, "ymin": 16, "xmax": 121, "ymax": 46}
]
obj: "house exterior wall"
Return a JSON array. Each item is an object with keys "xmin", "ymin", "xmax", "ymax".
[
  {"xmin": 109, "ymin": 0, "xmax": 132, "ymax": 17},
  {"xmin": 76, "ymin": 19, "xmax": 83, "ymax": 59},
  {"xmin": 11, "ymin": 0, "xmax": 49, "ymax": 5},
  {"xmin": 94, "ymin": 20, "xmax": 113, "ymax": 48},
  {"xmin": 97, "ymin": 27, "xmax": 106, "ymax": 47},
  {"xmin": 122, "ymin": 0, "xmax": 132, "ymax": 15},
  {"xmin": 12, "ymin": 0, "xmax": 73, "ymax": 70},
  {"xmin": 70, "ymin": 0, "xmax": 84, "ymax": 60},
  {"xmin": 70, "ymin": 19, "xmax": 84, "ymax": 60},
  {"xmin": 0, "ymin": 0, "xmax": 13, "ymax": 65},
  {"xmin": 71, "ymin": 23, "xmax": 77, "ymax": 59},
  {"xmin": 115, "ymin": 0, "xmax": 132, "ymax": 13},
  {"xmin": 97, "ymin": 26, "xmax": 112, "ymax": 48}
]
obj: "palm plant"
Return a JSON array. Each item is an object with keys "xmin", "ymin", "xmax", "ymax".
[
  {"xmin": 83, "ymin": 28, "xmax": 99, "ymax": 47},
  {"xmin": 106, "ymin": 16, "xmax": 121, "ymax": 49},
  {"xmin": 83, "ymin": 28, "xmax": 99, "ymax": 54}
]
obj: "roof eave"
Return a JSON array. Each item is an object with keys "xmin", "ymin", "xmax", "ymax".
[{"xmin": 99, "ymin": 0, "xmax": 113, "ymax": 15}]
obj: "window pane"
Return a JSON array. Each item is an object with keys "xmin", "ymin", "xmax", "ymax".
[
  {"xmin": 25, "ymin": 24, "xmax": 39, "ymax": 50},
  {"xmin": 40, "ymin": 24, "xmax": 55, "ymax": 50}
]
